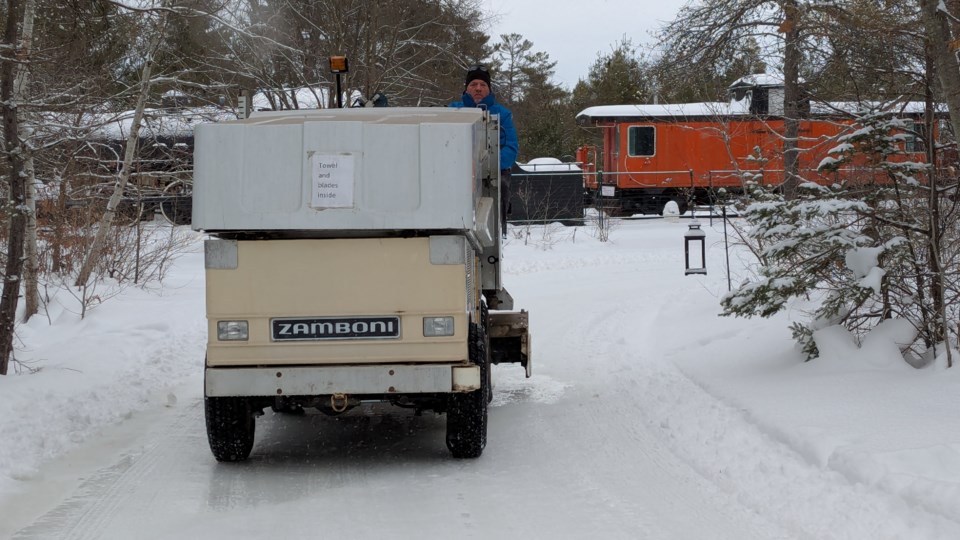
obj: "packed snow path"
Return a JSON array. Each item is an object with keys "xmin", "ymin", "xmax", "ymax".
[
  {"xmin": 2, "ymin": 222, "xmax": 958, "ymax": 539},
  {"xmin": 7, "ymin": 389, "xmax": 780, "ymax": 539}
]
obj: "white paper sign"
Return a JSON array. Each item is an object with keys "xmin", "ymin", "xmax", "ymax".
[
  {"xmin": 310, "ymin": 154, "xmax": 355, "ymax": 208},
  {"xmin": 601, "ymin": 185, "xmax": 615, "ymax": 197}
]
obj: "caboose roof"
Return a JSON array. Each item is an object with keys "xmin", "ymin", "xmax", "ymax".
[
  {"xmin": 576, "ymin": 101, "xmax": 750, "ymax": 123},
  {"xmin": 577, "ymin": 100, "xmax": 936, "ymax": 124}
]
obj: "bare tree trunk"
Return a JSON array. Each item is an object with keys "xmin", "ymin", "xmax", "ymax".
[
  {"xmin": 18, "ymin": 0, "xmax": 37, "ymax": 322},
  {"xmin": 22, "ymin": 150, "xmax": 37, "ymax": 321},
  {"xmin": 918, "ymin": 0, "xmax": 960, "ymax": 142},
  {"xmin": 0, "ymin": 0, "xmax": 25, "ymax": 374},
  {"xmin": 52, "ymin": 164, "xmax": 68, "ymax": 272},
  {"xmin": 781, "ymin": 0, "xmax": 801, "ymax": 200},
  {"xmin": 918, "ymin": 0, "xmax": 958, "ymax": 367},
  {"xmin": 74, "ymin": 22, "xmax": 166, "ymax": 288},
  {"xmin": 922, "ymin": 46, "xmax": 953, "ymax": 368}
]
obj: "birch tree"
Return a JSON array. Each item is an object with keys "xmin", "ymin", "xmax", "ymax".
[
  {"xmin": 73, "ymin": 8, "xmax": 169, "ymax": 288},
  {"xmin": 0, "ymin": 0, "xmax": 25, "ymax": 374},
  {"xmin": 0, "ymin": 0, "xmax": 138, "ymax": 340},
  {"xmin": 18, "ymin": 0, "xmax": 37, "ymax": 322}
]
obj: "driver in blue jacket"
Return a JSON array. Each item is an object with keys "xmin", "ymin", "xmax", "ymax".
[{"xmin": 450, "ymin": 65, "xmax": 519, "ymax": 234}]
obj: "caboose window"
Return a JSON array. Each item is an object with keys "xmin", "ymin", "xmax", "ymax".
[
  {"xmin": 905, "ymin": 122, "xmax": 926, "ymax": 153},
  {"xmin": 628, "ymin": 126, "xmax": 655, "ymax": 157}
]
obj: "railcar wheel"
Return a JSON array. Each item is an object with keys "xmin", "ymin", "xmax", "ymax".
[
  {"xmin": 602, "ymin": 206, "xmax": 630, "ymax": 218},
  {"xmin": 160, "ymin": 181, "xmax": 192, "ymax": 226},
  {"xmin": 675, "ymin": 199, "xmax": 689, "ymax": 215},
  {"xmin": 446, "ymin": 316, "xmax": 489, "ymax": 458},
  {"xmin": 205, "ymin": 396, "xmax": 255, "ymax": 462}
]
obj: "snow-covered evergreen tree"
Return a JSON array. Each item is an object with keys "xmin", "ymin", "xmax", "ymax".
[{"xmin": 721, "ymin": 109, "xmax": 957, "ymax": 367}]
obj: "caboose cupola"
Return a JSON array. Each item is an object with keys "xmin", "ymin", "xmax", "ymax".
[{"xmin": 727, "ymin": 74, "xmax": 785, "ymax": 116}]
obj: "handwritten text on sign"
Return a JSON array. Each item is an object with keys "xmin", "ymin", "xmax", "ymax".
[{"xmin": 310, "ymin": 154, "xmax": 355, "ymax": 208}]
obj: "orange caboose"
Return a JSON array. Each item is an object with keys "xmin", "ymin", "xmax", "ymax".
[{"xmin": 575, "ymin": 75, "xmax": 933, "ymax": 215}]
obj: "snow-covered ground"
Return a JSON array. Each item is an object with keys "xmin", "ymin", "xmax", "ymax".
[{"xmin": 0, "ymin": 217, "xmax": 958, "ymax": 539}]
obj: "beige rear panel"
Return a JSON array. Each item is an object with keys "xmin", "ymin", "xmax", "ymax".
[{"xmin": 206, "ymin": 237, "xmax": 471, "ymax": 367}]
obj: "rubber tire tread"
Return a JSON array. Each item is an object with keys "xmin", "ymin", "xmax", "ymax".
[
  {"xmin": 482, "ymin": 301, "xmax": 493, "ymax": 404},
  {"xmin": 445, "ymin": 318, "xmax": 489, "ymax": 458},
  {"xmin": 205, "ymin": 396, "xmax": 255, "ymax": 462}
]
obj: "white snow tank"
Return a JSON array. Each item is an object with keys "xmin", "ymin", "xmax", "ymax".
[{"xmin": 191, "ymin": 107, "xmax": 491, "ymax": 233}]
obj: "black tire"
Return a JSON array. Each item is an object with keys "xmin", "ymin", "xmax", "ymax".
[
  {"xmin": 480, "ymin": 301, "xmax": 493, "ymax": 404},
  {"xmin": 205, "ymin": 396, "xmax": 255, "ymax": 462},
  {"xmin": 446, "ymin": 316, "xmax": 489, "ymax": 458}
]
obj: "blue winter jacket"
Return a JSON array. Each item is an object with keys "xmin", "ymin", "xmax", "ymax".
[{"xmin": 449, "ymin": 92, "xmax": 519, "ymax": 170}]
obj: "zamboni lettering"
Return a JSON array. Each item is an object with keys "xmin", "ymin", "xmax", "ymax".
[
  {"xmin": 370, "ymin": 321, "xmax": 392, "ymax": 333},
  {"xmin": 311, "ymin": 322, "xmax": 335, "ymax": 334},
  {"xmin": 275, "ymin": 318, "xmax": 397, "ymax": 339}
]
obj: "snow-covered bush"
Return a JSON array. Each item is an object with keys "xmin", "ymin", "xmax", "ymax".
[{"xmin": 721, "ymin": 111, "xmax": 959, "ymax": 367}]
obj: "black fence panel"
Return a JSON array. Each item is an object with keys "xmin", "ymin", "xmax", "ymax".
[{"xmin": 507, "ymin": 165, "xmax": 585, "ymax": 226}]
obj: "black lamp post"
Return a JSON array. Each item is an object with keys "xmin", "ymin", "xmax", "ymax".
[
  {"xmin": 684, "ymin": 220, "xmax": 707, "ymax": 275},
  {"xmin": 329, "ymin": 56, "xmax": 349, "ymax": 108}
]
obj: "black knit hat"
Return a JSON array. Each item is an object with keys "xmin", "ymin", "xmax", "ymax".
[{"xmin": 464, "ymin": 65, "xmax": 491, "ymax": 90}]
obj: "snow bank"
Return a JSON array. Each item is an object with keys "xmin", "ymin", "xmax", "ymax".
[{"xmin": 0, "ymin": 227, "xmax": 207, "ymax": 495}]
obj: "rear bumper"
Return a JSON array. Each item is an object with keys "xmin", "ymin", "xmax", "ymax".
[{"xmin": 205, "ymin": 364, "xmax": 480, "ymax": 397}]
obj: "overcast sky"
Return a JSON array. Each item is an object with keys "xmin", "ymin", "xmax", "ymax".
[{"xmin": 483, "ymin": 0, "xmax": 687, "ymax": 90}]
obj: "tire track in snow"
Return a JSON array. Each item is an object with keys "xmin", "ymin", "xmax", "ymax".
[
  {"xmin": 504, "ymin": 264, "xmax": 789, "ymax": 539},
  {"xmin": 1, "ymin": 320, "xmax": 206, "ymax": 498},
  {"xmin": 620, "ymin": 284, "xmax": 960, "ymax": 539},
  {"xmin": 568, "ymin": 299, "xmax": 792, "ymax": 539},
  {"xmin": 12, "ymin": 402, "xmax": 201, "ymax": 540}
]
